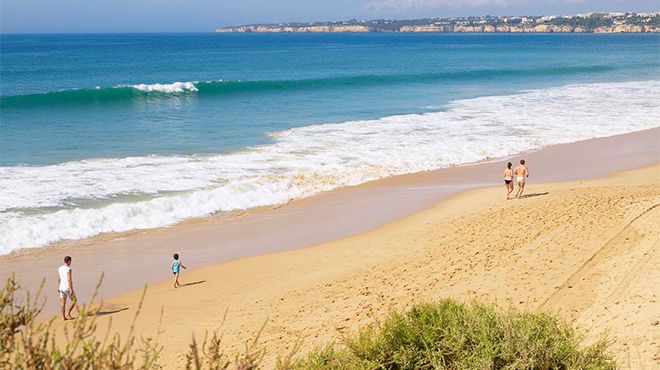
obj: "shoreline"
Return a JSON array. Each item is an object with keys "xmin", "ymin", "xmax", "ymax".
[
  {"xmin": 2, "ymin": 127, "xmax": 659, "ymax": 312},
  {"xmin": 3, "ymin": 78, "xmax": 658, "ymax": 256},
  {"xmin": 50, "ymin": 162, "xmax": 660, "ymax": 369}
]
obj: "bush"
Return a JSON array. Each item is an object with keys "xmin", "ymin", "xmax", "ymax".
[
  {"xmin": 1, "ymin": 274, "xmax": 161, "ymax": 369},
  {"xmin": 0, "ymin": 275, "xmax": 265, "ymax": 370},
  {"xmin": 294, "ymin": 300, "xmax": 616, "ymax": 369}
]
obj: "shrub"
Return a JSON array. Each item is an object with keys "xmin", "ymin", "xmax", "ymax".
[
  {"xmin": 0, "ymin": 275, "xmax": 271, "ymax": 370},
  {"xmin": 1, "ymin": 274, "xmax": 161, "ymax": 369},
  {"xmin": 293, "ymin": 300, "xmax": 616, "ymax": 369}
]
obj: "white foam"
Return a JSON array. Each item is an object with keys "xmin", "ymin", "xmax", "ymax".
[
  {"xmin": 1, "ymin": 80, "xmax": 659, "ymax": 254},
  {"xmin": 128, "ymin": 81, "xmax": 198, "ymax": 93}
]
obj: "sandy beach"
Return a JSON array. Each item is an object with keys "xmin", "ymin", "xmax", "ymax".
[
  {"xmin": 25, "ymin": 131, "xmax": 656, "ymax": 368},
  {"xmin": 49, "ymin": 163, "xmax": 660, "ymax": 368},
  {"xmin": 2, "ymin": 128, "xmax": 659, "ymax": 311}
]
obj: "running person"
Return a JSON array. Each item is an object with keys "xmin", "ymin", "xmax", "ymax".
[
  {"xmin": 503, "ymin": 162, "xmax": 514, "ymax": 199},
  {"xmin": 514, "ymin": 159, "xmax": 529, "ymax": 199}
]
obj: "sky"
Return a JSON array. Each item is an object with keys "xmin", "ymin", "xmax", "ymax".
[{"xmin": 1, "ymin": 0, "xmax": 658, "ymax": 33}]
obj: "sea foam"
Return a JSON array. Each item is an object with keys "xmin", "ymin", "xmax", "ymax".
[
  {"xmin": 129, "ymin": 81, "xmax": 198, "ymax": 93},
  {"xmin": 1, "ymin": 80, "xmax": 658, "ymax": 254}
]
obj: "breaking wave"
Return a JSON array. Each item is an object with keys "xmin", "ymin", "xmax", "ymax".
[
  {"xmin": 0, "ymin": 64, "xmax": 626, "ymax": 109},
  {"xmin": 0, "ymin": 79, "xmax": 658, "ymax": 254},
  {"xmin": 128, "ymin": 81, "xmax": 198, "ymax": 93}
]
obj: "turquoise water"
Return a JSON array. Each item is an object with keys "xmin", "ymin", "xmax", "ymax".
[
  {"xmin": 1, "ymin": 33, "xmax": 659, "ymax": 253},
  {"xmin": 2, "ymin": 33, "xmax": 658, "ymax": 165}
]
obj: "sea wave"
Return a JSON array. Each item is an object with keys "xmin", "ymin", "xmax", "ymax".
[
  {"xmin": 128, "ymin": 81, "xmax": 199, "ymax": 93},
  {"xmin": 0, "ymin": 64, "xmax": 626, "ymax": 109},
  {"xmin": 1, "ymin": 79, "xmax": 659, "ymax": 254}
]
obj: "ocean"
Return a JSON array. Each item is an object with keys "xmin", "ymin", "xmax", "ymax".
[{"xmin": 1, "ymin": 32, "xmax": 659, "ymax": 254}]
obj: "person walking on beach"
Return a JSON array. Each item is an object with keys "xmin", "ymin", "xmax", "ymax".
[
  {"xmin": 172, "ymin": 253, "xmax": 187, "ymax": 288},
  {"xmin": 503, "ymin": 162, "xmax": 514, "ymax": 199},
  {"xmin": 58, "ymin": 255, "xmax": 78, "ymax": 320},
  {"xmin": 514, "ymin": 159, "xmax": 529, "ymax": 199}
]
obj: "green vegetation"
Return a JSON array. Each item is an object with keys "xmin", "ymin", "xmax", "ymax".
[
  {"xmin": 2, "ymin": 276, "xmax": 617, "ymax": 369},
  {"xmin": 625, "ymin": 15, "xmax": 660, "ymax": 26},
  {"xmin": 546, "ymin": 16, "xmax": 614, "ymax": 29},
  {"xmin": 294, "ymin": 301, "xmax": 615, "ymax": 369}
]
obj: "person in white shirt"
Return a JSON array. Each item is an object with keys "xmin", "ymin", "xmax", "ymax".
[{"xmin": 58, "ymin": 255, "xmax": 78, "ymax": 320}]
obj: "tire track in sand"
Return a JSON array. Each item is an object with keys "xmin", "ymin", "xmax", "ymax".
[{"xmin": 540, "ymin": 203, "xmax": 660, "ymax": 312}]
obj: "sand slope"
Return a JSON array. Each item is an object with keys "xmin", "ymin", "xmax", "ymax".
[{"xmin": 54, "ymin": 165, "xmax": 660, "ymax": 368}]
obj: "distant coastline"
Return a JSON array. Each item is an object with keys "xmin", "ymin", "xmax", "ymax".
[{"xmin": 216, "ymin": 12, "xmax": 660, "ymax": 33}]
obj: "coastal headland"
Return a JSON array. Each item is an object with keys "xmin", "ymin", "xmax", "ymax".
[{"xmin": 216, "ymin": 12, "xmax": 660, "ymax": 33}]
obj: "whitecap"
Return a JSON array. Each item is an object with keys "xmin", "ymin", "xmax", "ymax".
[
  {"xmin": 128, "ymin": 81, "xmax": 198, "ymax": 93},
  {"xmin": 1, "ymin": 80, "xmax": 658, "ymax": 254}
]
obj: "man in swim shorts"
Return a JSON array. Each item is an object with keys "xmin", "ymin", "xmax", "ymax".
[
  {"xmin": 514, "ymin": 159, "xmax": 529, "ymax": 199},
  {"xmin": 58, "ymin": 255, "xmax": 78, "ymax": 320}
]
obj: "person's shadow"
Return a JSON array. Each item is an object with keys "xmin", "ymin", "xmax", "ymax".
[
  {"xmin": 520, "ymin": 192, "xmax": 549, "ymax": 199},
  {"xmin": 88, "ymin": 307, "xmax": 129, "ymax": 317},
  {"xmin": 179, "ymin": 280, "xmax": 206, "ymax": 288},
  {"xmin": 83, "ymin": 281, "xmax": 207, "ymax": 317}
]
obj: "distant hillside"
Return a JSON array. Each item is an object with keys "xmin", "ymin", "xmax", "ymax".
[{"xmin": 216, "ymin": 12, "xmax": 660, "ymax": 33}]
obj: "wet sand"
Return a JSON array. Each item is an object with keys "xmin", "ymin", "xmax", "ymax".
[{"xmin": 2, "ymin": 128, "xmax": 659, "ymax": 313}]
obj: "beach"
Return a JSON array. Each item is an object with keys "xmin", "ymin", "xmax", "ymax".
[
  {"xmin": 4, "ymin": 128, "xmax": 656, "ymax": 368},
  {"xmin": 2, "ymin": 31, "xmax": 660, "ymax": 369},
  {"xmin": 3, "ymin": 128, "xmax": 659, "ymax": 307},
  {"xmin": 3, "ymin": 34, "xmax": 660, "ymax": 257}
]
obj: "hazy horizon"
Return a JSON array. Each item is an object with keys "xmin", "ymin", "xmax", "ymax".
[{"xmin": 1, "ymin": 0, "xmax": 658, "ymax": 34}]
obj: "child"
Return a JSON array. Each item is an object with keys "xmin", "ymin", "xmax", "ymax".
[{"xmin": 171, "ymin": 253, "xmax": 187, "ymax": 288}]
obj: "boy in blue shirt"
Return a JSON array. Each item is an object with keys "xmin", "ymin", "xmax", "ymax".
[{"xmin": 171, "ymin": 253, "xmax": 187, "ymax": 288}]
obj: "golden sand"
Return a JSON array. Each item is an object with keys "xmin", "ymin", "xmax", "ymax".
[
  {"xmin": 50, "ymin": 164, "xmax": 660, "ymax": 369},
  {"xmin": 5, "ymin": 128, "xmax": 659, "ymax": 311}
]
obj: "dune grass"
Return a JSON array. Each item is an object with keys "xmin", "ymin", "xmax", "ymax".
[
  {"xmin": 1, "ymin": 275, "xmax": 162, "ymax": 369},
  {"xmin": 294, "ymin": 300, "xmax": 616, "ymax": 369},
  {"xmin": 2, "ymin": 276, "xmax": 616, "ymax": 369}
]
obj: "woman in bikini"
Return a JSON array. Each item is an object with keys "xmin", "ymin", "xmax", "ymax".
[{"xmin": 503, "ymin": 162, "xmax": 514, "ymax": 199}]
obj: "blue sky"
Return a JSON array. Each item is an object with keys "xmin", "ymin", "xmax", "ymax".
[{"xmin": 1, "ymin": 0, "xmax": 657, "ymax": 33}]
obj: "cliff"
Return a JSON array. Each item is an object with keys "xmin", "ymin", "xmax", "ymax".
[
  {"xmin": 216, "ymin": 13, "xmax": 660, "ymax": 33},
  {"xmin": 216, "ymin": 25, "xmax": 371, "ymax": 33},
  {"xmin": 399, "ymin": 24, "xmax": 657, "ymax": 33}
]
